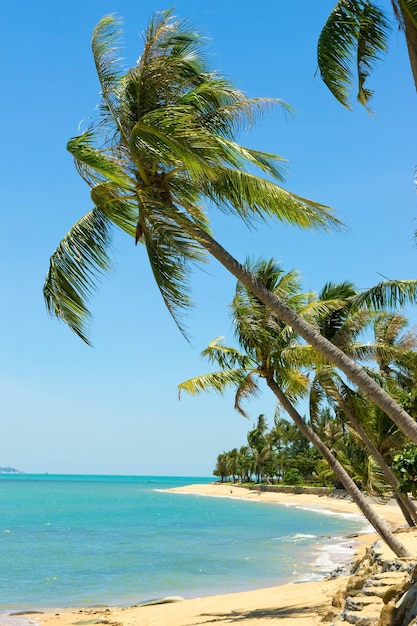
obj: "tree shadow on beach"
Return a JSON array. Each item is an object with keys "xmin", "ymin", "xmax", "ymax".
[{"xmin": 197, "ymin": 603, "xmax": 323, "ymax": 622}]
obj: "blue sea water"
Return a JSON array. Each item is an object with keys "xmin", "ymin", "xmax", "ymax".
[{"xmin": 0, "ymin": 474, "xmax": 368, "ymax": 621}]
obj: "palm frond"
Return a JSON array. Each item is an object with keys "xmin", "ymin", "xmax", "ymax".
[
  {"xmin": 354, "ymin": 279, "xmax": 417, "ymax": 310},
  {"xmin": 201, "ymin": 337, "xmax": 252, "ymax": 370},
  {"xmin": 217, "ymin": 138, "xmax": 288, "ymax": 181},
  {"xmin": 349, "ymin": 342, "xmax": 379, "ymax": 362},
  {"xmin": 68, "ymin": 131, "xmax": 132, "ymax": 188},
  {"xmin": 137, "ymin": 190, "xmax": 208, "ymax": 336},
  {"xmin": 181, "ymin": 86, "xmax": 289, "ymax": 139},
  {"xmin": 92, "ymin": 15, "xmax": 127, "ymax": 140},
  {"xmin": 178, "ymin": 368, "xmax": 248, "ymax": 398},
  {"xmin": 397, "ymin": 327, "xmax": 417, "ymax": 352},
  {"xmin": 276, "ymin": 367, "xmax": 310, "ymax": 403},
  {"xmin": 135, "ymin": 9, "xmax": 207, "ymax": 120},
  {"xmin": 331, "ymin": 308, "xmax": 375, "ymax": 350},
  {"xmin": 356, "ymin": 1, "xmax": 390, "ymax": 107},
  {"xmin": 234, "ymin": 373, "xmax": 261, "ymax": 417},
  {"xmin": 309, "ymin": 378, "xmax": 327, "ymax": 427},
  {"xmin": 373, "ymin": 311, "xmax": 409, "ymax": 344},
  {"xmin": 43, "ymin": 209, "xmax": 113, "ymax": 344},
  {"xmin": 202, "ymin": 167, "xmax": 344, "ymax": 231},
  {"xmin": 90, "ymin": 182, "xmax": 137, "ymax": 237},
  {"xmin": 317, "ymin": 0, "xmax": 389, "ymax": 109},
  {"xmin": 130, "ymin": 114, "xmax": 220, "ymax": 177}
]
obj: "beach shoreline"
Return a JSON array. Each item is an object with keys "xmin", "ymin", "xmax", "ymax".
[{"xmin": 26, "ymin": 482, "xmax": 413, "ymax": 626}]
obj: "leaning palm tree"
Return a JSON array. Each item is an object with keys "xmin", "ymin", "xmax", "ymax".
[
  {"xmin": 302, "ymin": 282, "xmax": 417, "ymax": 525},
  {"xmin": 44, "ymin": 10, "xmax": 417, "ymax": 445},
  {"xmin": 317, "ymin": 0, "xmax": 417, "ymax": 110},
  {"xmin": 178, "ymin": 260, "xmax": 410, "ymax": 557},
  {"xmin": 310, "ymin": 368, "xmax": 417, "ymax": 525}
]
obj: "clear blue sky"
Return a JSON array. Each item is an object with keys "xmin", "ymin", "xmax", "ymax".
[{"xmin": 2, "ymin": 1, "xmax": 415, "ymax": 476}]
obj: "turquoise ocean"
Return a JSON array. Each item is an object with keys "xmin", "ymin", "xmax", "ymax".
[{"xmin": 0, "ymin": 474, "xmax": 370, "ymax": 624}]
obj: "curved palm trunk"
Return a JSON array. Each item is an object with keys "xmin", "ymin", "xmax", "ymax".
[
  {"xmin": 333, "ymin": 393, "xmax": 417, "ymax": 526},
  {"xmin": 265, "ymin": 376, "xmax": 410, "ymax": 557},
  {"xmin": 185, "ymin": 220, "xmax": 417, "ymax": 444}
]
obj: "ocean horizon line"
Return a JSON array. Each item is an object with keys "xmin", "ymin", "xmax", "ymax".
[{"xmin": 0, "ymin": 472, "xmax": 214, "ymax": 479}]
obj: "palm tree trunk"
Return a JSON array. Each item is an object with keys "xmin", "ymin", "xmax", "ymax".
[
  {"xmin": 185, "ymin": 220, "xmax": 417, "ymax": 444},
  {"xmin": 265, "ymin": 376, "xmax": 410, "ymax": 558},
  {"xmin": 333, "ymin": 392, "xmax": 417, "ymax": 526}
]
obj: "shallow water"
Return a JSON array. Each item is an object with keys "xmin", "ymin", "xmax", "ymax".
[{"xmin": 0, "ymin": 474, "xmax": 368, "ymax": 615}]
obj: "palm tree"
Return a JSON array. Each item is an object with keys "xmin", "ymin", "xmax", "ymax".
[
  {"xmin": 227, "ymin": 448, "xmax": 240, "ymax": 484},
  {"xmin": 317, "ymin": 0, "xmax": 417, "ymax": 110},
  {"xmin": 247, "ymin": 415, "xmax": 271, "ymax": 483},
  {"xmin": 269, "ymin": 417, "xmax": 292, "ymax": 483},
  {"xmin": 214, "ymin": 453, "xmax": 230, "ymax": 482},
  {"xmin": 44, "ymin": 10, "xmax": 417, "ymax": 445},
  {"xmin": 311, "ymin": 368, "xmax": 417, "ymax": 525},
  {"xmin": 178, "ymin": 260, "xmax": 410, "ymax": 557},
  {"xmin": 302, "ymin": 283, "xmax": 417, "ymax": 524},
  {"xmin": 237, "ymin": 445, "xmax": 252, "ymax": 482}
]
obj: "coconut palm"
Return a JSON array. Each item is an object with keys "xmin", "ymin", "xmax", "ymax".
[
  {"xmin": 247, "ymin": 415, "xmax": 272, "ymax": 482},
  {"xmin": 371, "ymin": 311, "xmax": 417, "ymax": 391},
  {"xmin": 237, "ymin": 445, "xmax": 252, "ymax": 483},
  {"xmin": 317, "ymin": 0, "xmax": 417, "ymax": 110},
  {"xmin": 227, "ymin": 448, "xmax": 240, "ymax": 484},
  {"xmin": 310, "ymin": 369, "xmax": 417, "ymax": 525},
  {"xmin": 44, "ymin": 10, "xmax": 417, "ymax": 445},
  {"xmin": 303, "ymin": 283, "xmax": 417, "ymax": 524},
  {"xmin": 178, "ymin": 260, "xmax": 410, "ymax": 557},
  {"xmin": 214, "ymin": 452, "xmax": 230, "ymax": 482}
]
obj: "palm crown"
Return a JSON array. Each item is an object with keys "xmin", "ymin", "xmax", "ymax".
[{"xmin": 44, "ymin": 9, "xmax": 340, "ymax": 344}]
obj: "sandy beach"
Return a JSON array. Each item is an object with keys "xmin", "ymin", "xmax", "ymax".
[{"xmin": 32, "ymin": 483, "xmax": 413, "ymax": 626}]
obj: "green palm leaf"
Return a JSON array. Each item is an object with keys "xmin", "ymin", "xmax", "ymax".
[
  {"xmin": 234, "ymin": 373, "xmax": 261, "ymax": 417},
  {"xmin": 44, "ymin": 209, "xmax": 113, "ymax": 344},
  {"xmin": 201, "ymin": 337, "xmax": 252, "ymax": 370},
  {"xmin": 137, "ymin": 189, "xmax": 208, "ymax": 331},
  {"xmin": 202, "ymin": 167, "xmax": 343, "ymax": 231},
  {"xmin": 91, "ymin": 15, "xmax": 127, "ymax": 141},
  {"xmin": 317, "ymin": 0, "xmax": 389, "ymax": 109},
  {"xmin": 68, "ymin": 131, "xmax": 133, "ymax": 188},
  {"xmin": 178, "ymin": 369, "xmax": 249, "ymax": 397},
  {"xmin": 90, "ymin": 182, "xmax": 137, "ymax": 237},
  {"xmin": 353, "ymin": 279, "xmax": 417, "ymax": 310}
]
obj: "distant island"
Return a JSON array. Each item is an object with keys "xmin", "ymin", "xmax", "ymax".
[{"xmin": 0, "ymin": 467, "xmax": 22, "ymax": 474}]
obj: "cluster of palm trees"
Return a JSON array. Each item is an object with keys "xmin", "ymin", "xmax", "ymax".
[
  {"xmin": 213, "ymin": 413, "xmax": 322, "ymax": 486},
  {"xmin": 44, "ymin": 10, "xmax": 417, "ymax": 557},
  {"xmin": 201, "ymin": 269, "xmax": 417, "ymax": 497},
  {"xmin": 179, "ymin": 260, "xmax": 417, "ymax": 556}
]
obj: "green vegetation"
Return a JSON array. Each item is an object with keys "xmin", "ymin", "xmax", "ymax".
[
  {"xmin": 317, "ymin": 0, "xmax": 417, "ymax": 110},
  {"xmin": 393, "ymin": 445, "xmax": 417, "ymax": 497},
  {"xmin": 213, "ymin": 414, "xmax": 321, "ymax": 486}
]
